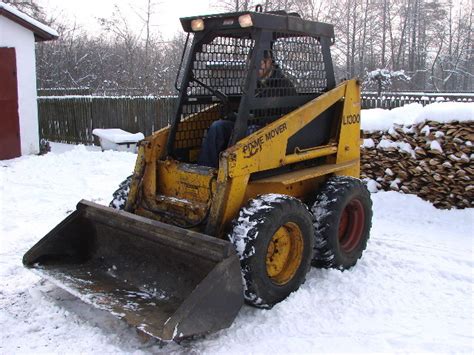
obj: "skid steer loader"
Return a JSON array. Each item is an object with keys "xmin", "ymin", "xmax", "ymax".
[{"xmin": 23, "ymin": 8, "xmax": 372, "ymax": 342}]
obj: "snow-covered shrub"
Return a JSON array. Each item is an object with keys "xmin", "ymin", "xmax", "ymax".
[{"xmin": 364, "ymin": 69, "xmax": 411, "ymax": 95}]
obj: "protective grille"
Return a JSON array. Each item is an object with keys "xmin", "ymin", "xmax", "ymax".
[
  {"xmin": 173, "ymin": 104, "xmax": 218, "ymax": 149},
  {"xmin": 272, "ymin": 35, "xmax": 327, "ymax": 94},
  {"xmin": 175, "ymin": 36, "xmax": 254, "ymax": 151},
  {"xmin": 188, "ymin": 36, "xmax": 254, "ymax": 96},
  {"xmin": 174, "ymin": 34, "xmax": 329, "ymax": 152},
  {"xmin": 249, "ymin": 35, "xmax": 327, "ymax": 127}
]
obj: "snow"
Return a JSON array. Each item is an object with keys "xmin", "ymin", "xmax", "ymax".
[
  {"xmin": 92, "ymin": 128, "xmax": 144, "ymax": 144},
  {"xmin": 1, "ymin": 143, "xmax": 473, "ymax": 353},
  {"xmin": 430, "ymin": 140, "xmax": 443, "ymax": 153},
  {"xmin": 363, "ymin": 91, "xmax": 474, "ymax": 98},
  {"xmin": 421, "ymin": 125, "xmax": 431, "ymax": 135},
  {"xmin": 40, "ymin": 95, "xmax": 176, "ymax": 99},
  {"xmin": 361, "ymin": 101, "xmax": 474, "ymax": 132},
  {"xmin": 364, "ymin": 178, "xmax": 380, "ymax": 193},
  {"xmin": 362, "ymin": 138, "xmax": 375, "ymax": 148},
  {"xmin": 365, "ymin": 69, "xmax": 411, "ymax": 85},
  {"xmin": 389, "ymin": 178, "xmax": 401, "ymax": 190},
  {"xmin": 384, "ymin": 168, "xmax": 394, "ymax": 176},
  {"xmin": 376, "ymin": 139, "xmax": 415, "ymax": 158},
  {"xmin": 0, "ymin": 2, "xmax": 58, "ymax": 37}
]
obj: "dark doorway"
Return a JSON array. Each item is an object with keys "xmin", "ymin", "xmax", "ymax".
[{"xmin": 0, "ymin": 47, "xmax": 21, "ymax": 160}]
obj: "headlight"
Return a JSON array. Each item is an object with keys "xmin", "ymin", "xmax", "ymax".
[
  {"xmin": 191, "ymin": 19, "xmax": 205, "ymax": 31},
  {"xmin": 238, "ymin": 14, "xmax": 253, "ymax": 28}
]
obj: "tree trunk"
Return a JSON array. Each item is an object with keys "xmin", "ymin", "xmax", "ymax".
[{"xmin": 381, "ymin": 0, "xmax": 388, "ymax": 68}]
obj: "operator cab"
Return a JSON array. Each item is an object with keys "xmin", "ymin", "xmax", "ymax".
[{"xmin": 167, "ymin": 9, "xmax": 338, "ymax": 165}]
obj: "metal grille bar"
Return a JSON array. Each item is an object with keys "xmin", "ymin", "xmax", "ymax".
[
  {"xmin": 175, "ymin": 36, "xmax": 254, "ymax": 152},
  {"xmin": 249, "ymin": 35, "xmax": 327, "ymax": 127}
]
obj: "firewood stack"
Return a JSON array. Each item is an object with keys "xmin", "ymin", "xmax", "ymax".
[{"xmin": 361, "ymin": 120, "xmax": 473, "ymax": 209}]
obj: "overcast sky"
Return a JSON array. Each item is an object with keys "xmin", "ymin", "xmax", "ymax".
[{"xmin": 37, "ymin": 0, "xmax": 216, "ymax": 39}]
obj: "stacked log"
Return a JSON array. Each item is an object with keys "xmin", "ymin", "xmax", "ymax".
[{"xmin": 361, "ymin": 120, "xmax": 473, "ymax": 209}]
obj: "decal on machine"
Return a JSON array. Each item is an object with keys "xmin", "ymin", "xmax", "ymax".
[
  {"xmin": 242, "ymin": 123, "xmax": 287, "ymax": 158},
  {"xmin": 342, "ymin": 114, "xmax": 360, "ymax": 125}
]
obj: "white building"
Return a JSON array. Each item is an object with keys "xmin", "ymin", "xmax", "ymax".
[{"xmin": 0, "ymin": 2, "xmax": 57, "ymax": 160}]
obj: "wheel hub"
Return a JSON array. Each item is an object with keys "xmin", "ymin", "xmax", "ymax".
[
  {"xmin": 338, "ymin": 199, "xmax": 365, "ymax": 253},
  {"xmin": 266, "ymin": 222, "xmax": 303, "ymax": 285}
]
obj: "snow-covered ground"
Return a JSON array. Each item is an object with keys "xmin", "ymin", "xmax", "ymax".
[{"xmin": 0, "ymin": 142, "xmax": 473, "ymax": 354}]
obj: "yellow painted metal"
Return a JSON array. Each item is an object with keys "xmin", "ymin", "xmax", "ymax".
[
  {"xmin": 217, "ymin": 79, "xmax": 360, "ymax": 230},
  {"xmin": 125, "ymin": 143, "xmax": 146, "ymax": 212},
  {"xmin": 335, "ymin": 80, "xmax": 361, "ymax": 177},
  {"xmin": 266, "ymin": 222, "xmax": 304, "ymax": 285},
  {"xmin": 127, "ymin": 126, "xmax": 170, "ymax": 211},
  {"xmin": 244, "ymin": 177, "xmax": 324, "ymax": 203},
  {"xmin": 226, "ymin": 82, "xmax": 347, "ymax": 178},
  {"xmin": 252, "ymin": 159, "xmax": 359, "ymax": 186},
  {"xmin": 281, "ymin": 143, "xmax": 338, "ymax": 165},
  {"xmin": 206, "ymin": 172, "xmax": 250, "ymax": 238},
  {"xmin": 141, "ymin": 128, "xmax": 170, "ymax": 203},
  {"xmin": 156, "ymin": 160, "xmax": 216, "ymax": 203},
  {"xmin": 130, "ymin": 105, "xmax": 219, "ymax": 219},
  {"xmin": 130, "ymin": 79, "xmax": 361, "ymax": 238},
  {"xmin": 243, "ymin": 160, "xmax": 358, "ymax": 203}
]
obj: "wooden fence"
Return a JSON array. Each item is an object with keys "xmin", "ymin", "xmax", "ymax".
[
  {"xmin": 38, "ymin": 96, "xmax": 178, "ymax": 145},
  {"xmin": 361, "ymin": 92, "xmax": 473, "ymax": 109},
  {"xmin": 38, "ymin": 88, "xmax": 91, "ymax": 96},
  {"xmin": 38, "ymin": 92, "xmax": 474, "ymax": 145}
]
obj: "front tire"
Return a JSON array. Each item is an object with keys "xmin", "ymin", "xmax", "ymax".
[
  {"xmin": 311, "ymin": 176, "xmax": 372, "ymax": 270},
  {"xmin": 109, "ymin": 175, "xmax": 132, "ymax": 210},
  {"xmin": 229, "ymin": 194, "xmax": 314, "ymax": 308}
]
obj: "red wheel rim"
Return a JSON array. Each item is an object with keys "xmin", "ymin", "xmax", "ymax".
[{"xmin": 338, "ymin": 199, "xmax": 365, "ymax": 253}]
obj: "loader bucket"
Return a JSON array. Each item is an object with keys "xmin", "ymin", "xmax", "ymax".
[{"xmin": 23, "ymin": 200, "xmax": 244, "ymax": 341}]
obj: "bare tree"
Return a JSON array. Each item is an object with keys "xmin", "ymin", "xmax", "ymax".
[
  {"xmin": 3, "ymin": 0, "xmax": 44, "ymax": 19},
  {"xmin": 33, "ymin": 0, "xmax": 473, "ymax": 94},
  {"xmin": 217, "ymin": 0, "xmax": 253, "ymax": 11}
]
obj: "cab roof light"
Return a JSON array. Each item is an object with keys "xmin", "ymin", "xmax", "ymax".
[
  {"xmin": 191, "ymin": 19, "xmax": 205, "ymax": 31},
  {"xmin": 238, "ymin": 14, "xmax": 253, "ymax": 28}
]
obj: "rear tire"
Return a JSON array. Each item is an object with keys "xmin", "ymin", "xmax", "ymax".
[
  {"xmin": 229, "ymin": 194, "xmax": 314, "ymax": 308},
  {"xmin": 109, "ymin": 175, "xmax": 132, "ymax": 210},
  {"xmin": 311, "ymin": 176, "xmax": 372, "ymax": 270}
]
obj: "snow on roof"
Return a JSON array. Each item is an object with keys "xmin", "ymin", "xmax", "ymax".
[{"xmin": 0, "ymin": 2, "xmax": 58, "ymax": 41}]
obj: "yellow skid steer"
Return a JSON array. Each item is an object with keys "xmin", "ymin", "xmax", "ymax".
[{"xmin": 24, "ymin": 8, "xmax": 372, "ymax": 342}]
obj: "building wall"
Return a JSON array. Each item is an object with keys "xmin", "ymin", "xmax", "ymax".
[{"xmin": 0, "ymin": 16, "xmax": 39, "ymax": 155}]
